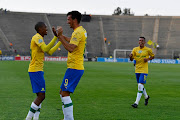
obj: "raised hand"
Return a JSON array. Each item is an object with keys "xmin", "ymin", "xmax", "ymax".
[
  {"xmin": 57, "ymin": 26, "xmax": 63, "ymax": 37},
  {"xmin": 52, "ymin": 26, "xmax": 58, "ymax": 37}
]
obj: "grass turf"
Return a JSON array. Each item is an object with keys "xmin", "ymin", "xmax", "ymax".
[{"xmin": 0, "ymin": 61, "xmax": 179, "ymax": 120}]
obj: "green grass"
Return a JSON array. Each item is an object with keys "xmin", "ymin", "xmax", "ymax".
[{"xmin": 0, "ymin": 61, "xmax": 180, "ymax": 120}]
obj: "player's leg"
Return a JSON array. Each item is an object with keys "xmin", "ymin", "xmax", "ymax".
[
  {"xmin": 60, "ymin": 90, "xmax": 73, "ymax": 120},
  {"xmin": 26, "ymin": 102, "xmax": 39, "ymax": 120},
  {"xmin": 26, "ymin": 71, "xmax": 46, "ymax": 120},
  {"xmin": 134, "ymin": 83, "xmax": 144, "ymax": 105},
  {"xmin": 32, "ymin": 93, "xmax": 45, "ymax": 120},
  {"xmin": 144, "ymin": 88, "xmax": 150, "ymax": 105},
  {"xmin": 59, "ymin": 68, "xmax": 84, "ymax": 120},
  {"xmin": 33, "ymin": 103, "xmax": 42, "ymax": 120},
  {"xmin": 132, "ymin": 73, "xmax": 144, "ymax": 108},
  {"xmin": 60, "ymin": 93, "xmax": 65, "ymax": 115},
  {"xmin": 143, "ymin": 87, "xmax": 148, "ymax": 99},
  {"xmin": 141, "ymin": 73, "xmax": 150, "ymax": 105}
]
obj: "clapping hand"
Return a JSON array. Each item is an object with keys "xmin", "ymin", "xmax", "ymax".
[
  {"xmin": 57, "ymin": 26, "xmax": 63, "ymax": 37},
  {"xmin": 144, "ymin": 58, "xmax": 149, "ymax": 62},
  {"xmin": 52, "ymin": 27, "xmax": 58, "ymax": 37}
]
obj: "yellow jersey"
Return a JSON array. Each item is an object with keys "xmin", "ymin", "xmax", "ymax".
[
  {"xmin": 67, "ymin": 26, "xmax": 87, "ymax": 70},
  {"xmin": 0, "ymin": 50, "xmax": 2, "ymax": 55},
  {"xmin": 28, "ymin": 33, "xmax": 45, "ymax": 72},
  {"xmin": 132, "ymin": 46, "xmax": 154, "ymax": 74}
]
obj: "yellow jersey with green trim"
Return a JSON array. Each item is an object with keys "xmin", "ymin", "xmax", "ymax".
[
  {"xmin": 132, "ymin": 46, "xmax": 154, "ymax": 74},
  {"xmin": 28, "ymin": 33, "xmax": 45, "ymax": 72},
  {"xmin": 67, "ymin": 26, "xmax": 87, "ymax": 70}
]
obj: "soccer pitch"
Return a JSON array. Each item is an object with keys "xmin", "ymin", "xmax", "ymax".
[{"xmin": 0, "ymin": 61, "xmax": 179, "ymax": 120}]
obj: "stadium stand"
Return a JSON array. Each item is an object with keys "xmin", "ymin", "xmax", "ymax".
[
  {"xmin": 0, "ymin": 37, "xmax": 7, "ymax": 50},
  {"xmin": 81, "ymin": 16, "xmax": 103, "ymax": 57},
  {"xmin": 166, "ymin": 17, "xmax": 180, "ymax": 58},
  {"xmin": 102, "ymin": 16, "xmax": 142, "ymax": 57},
  {"xmin": 0, "ymin": 12, "xmax": 180, "ymax": 59}
]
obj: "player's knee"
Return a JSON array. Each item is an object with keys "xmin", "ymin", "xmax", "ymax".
[
  {"xmin": 138, "ymin": 83, "xmax": 144, "ymax": 91},
  {"xmin": 38, "ymin": 93, "xmax": 45, "ymax": 101},
  {"xmin": 61, "ymin": 91, "xmax": 70, "ymax": 97},
  {"xmin": 42, "ymin": 94, "xmax": 45, "ymax": 100}
]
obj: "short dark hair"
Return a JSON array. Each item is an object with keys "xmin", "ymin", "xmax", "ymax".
[
  {"xmin": 67, "ymin": 11, "xmax": 82, "ymax": 24},
  {"xmin": 35, "ymin": 22, "xmax": 46, "ymax": 32},
  {"xmin": 139, "ymin": 36, "xmax": 146, "ymax": 41}
]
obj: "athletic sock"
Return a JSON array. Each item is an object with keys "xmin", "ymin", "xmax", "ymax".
[
  {"xmin": 60, "ymin": 95, "xmax": 65, "ymax": 115},
  {"xmin": 143, "ymin": 88, "xmax": 148, "ymax": 99},
  {"xmin": 135, "ymin": 83, "xmax": 144, "ymax": 105},
  {"xmin": 62, "ymin": 96, "xmax": 74, "ymax": 120},
  {"xmin": 33, "ymin": 103, "xmax": 41, "ymax": 120},
  {"xmin": 26, "ymin": 102, "xmax": 39, "ymax": 120},
  {"xmin": 135, "ymin": 92, "xmax": 143, "ymax": 105}
]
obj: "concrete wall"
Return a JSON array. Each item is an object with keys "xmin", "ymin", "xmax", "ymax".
[{"xmin": 0, "ymin": 12, "xmax": 180, "ymax": 58}]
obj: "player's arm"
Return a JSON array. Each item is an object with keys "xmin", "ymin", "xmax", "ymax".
[
  {"xmin": 57, "ymin": 26, "xmax": 77, "ymax": 53},
  {"xmin": 129, "ymin": 53, "xmax": 134, "ymax": 61},
  {"xmin": 129, "ymin": 49, "xmax": 135, "ymax": 61},
  {"xmin": 144, "ymin": 49, "xmax": 155, "ymax": 62},
  {"xmin": 47, "ymin": 41, "xmax": 62, "ymax": 55},
  {"xmin": 62, "ymin": 35, "xmax": 71, "ymax": 42},
  {"xmin": 40, "ymin": 36, "xmax": 57, "ymax": 52},
  {"xmin": 40, "ymin": 27, "xmax": 58, "ymax": 52},
  {"xmin": 144, "ymin": 56, "xmax": 154, "ymax": 62},
  {"xmin": 58, "ymin": 36, "xmax": 77, "ymax": 53}
]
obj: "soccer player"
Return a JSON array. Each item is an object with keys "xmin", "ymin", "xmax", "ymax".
[
  {"xmin": 25, "ymin": 22, "xmax": 62, "ymax": 120},
  {"xmin": 57, "ymin": 11, "xmax": 87, "ymax": 120},
  {"xmin": 129, "ymin": 37, "xmax": 155, "ymax": 108}
]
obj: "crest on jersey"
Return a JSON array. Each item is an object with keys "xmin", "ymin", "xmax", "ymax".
[
  {"xmin": 38, "ymin": 39, "xmax": 43, "ymax": 43},
  {"xmin": 138, "ymin": 50, "xmax": 142, "ymax": 53}
]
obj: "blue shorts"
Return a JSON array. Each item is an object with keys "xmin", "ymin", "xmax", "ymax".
[
  {"xmin": 135, "ymin": 73, "xmax": 148, "ymax": 84},
  {"xmin": 29, "ymin": 71, "xmax": 46, "ymax": 93},
  {"xmin": 60, "ymin": 68, "xmax": 84, "ymax": 93}
]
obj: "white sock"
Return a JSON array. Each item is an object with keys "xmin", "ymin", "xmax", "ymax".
[
  {"xmin": 62, "ymin": 96, "xmax": 74, "ymax": 120},
  {"xmin": 135, "ymin": 92, "xmax": 143, "ymax": 105},
  {"xmin": 33, "ymin": 103, "xmax": 41, "ymax": 120},
  {"xmin": 143, "ymin": 88, "xmax": 148, "ymax": 99},
  {"xmin": 60, "ymin": 95, "xmax": 65, "ymax": 115},
  {"xmin": 26, "ymin": 102, "xmax": 39, "ymax": 120},
  {"xmin": 135, "ymin": 83, "xmax": 144, "ymax": 105}
]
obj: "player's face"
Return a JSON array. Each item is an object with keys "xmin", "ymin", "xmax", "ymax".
[
  {"xmin": 40, "ymin": 25, "xmax": 48, "ymax": 36},
  {"xmin": 67, "ymin": 15, "xmax": 74, "ymax": 28},
  {"xmin": 42, "ymin": 25, "xmax": 48, "ymax": 35},
  {"xmin": 139, "ymin": 38, "xmax": 145, "ymax": 47}
]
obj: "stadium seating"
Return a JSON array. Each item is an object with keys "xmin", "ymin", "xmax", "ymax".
[
  {"xmin": 0, "ymin": 12, "xmax": 180, "ymax": 58},
  {"xmin": 0, "ymin": 37, "xmax": 7, "ymax": 50}
]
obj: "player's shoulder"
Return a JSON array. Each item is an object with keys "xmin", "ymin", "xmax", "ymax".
[
  {"xmin": 144, "ymin": 46, "xmax": 152, "ymax": 50},
  {"xmin": 32, "ymin": 33, "xmax": 43, "ymax": 41},
  {"xmin": 77, "ymin": 26, "xmax": 87, "ymax": 34},
  {"xmin": 77, "ymin": 26, "xmax": 86, "ymax": 31},
  {"xmin": 74, "ymin": 26, "xmax": 87, "ymax": 37}
]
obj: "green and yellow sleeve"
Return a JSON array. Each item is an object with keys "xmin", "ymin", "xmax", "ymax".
[
  {"xmin": 40, "ymin": 36, "xmax": 57, "ymax": 52},
  {"xmin": 47, "ymin": 41, "xmax": 62, "ymax": 55}
]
